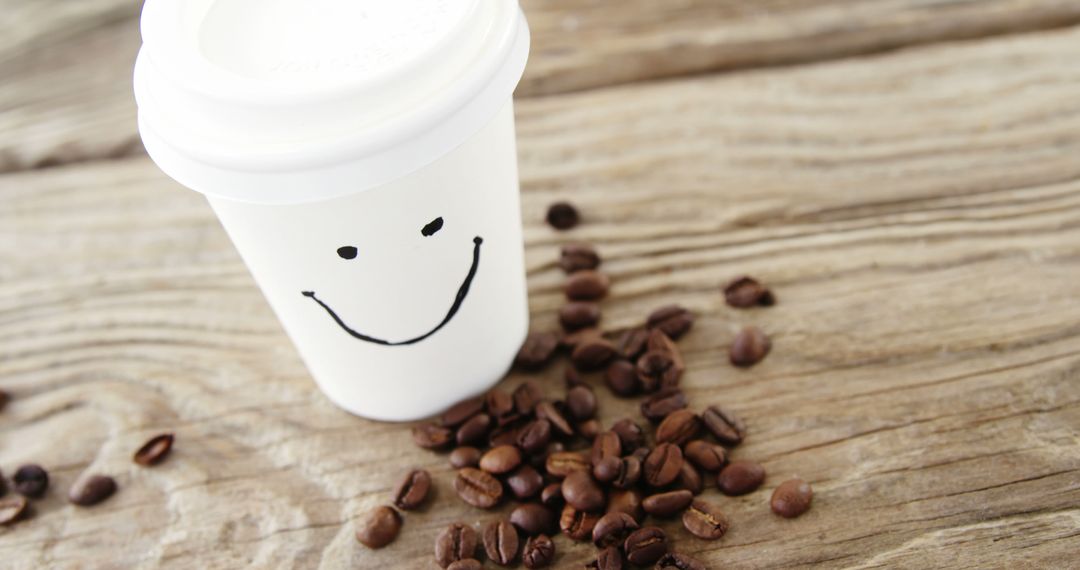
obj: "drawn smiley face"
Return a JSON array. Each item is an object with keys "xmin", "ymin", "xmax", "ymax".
[{"xmin": 301, "ymin": 216, "xmax": 483, "ymax": 346}]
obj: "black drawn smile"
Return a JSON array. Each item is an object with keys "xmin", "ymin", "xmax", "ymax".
[{"xmin": 302, "ymin": 236, "xmax": 483, "ymax": 346}]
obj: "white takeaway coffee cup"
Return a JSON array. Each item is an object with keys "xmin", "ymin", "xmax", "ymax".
[{"xmin": 134, "ymin": 0, "xmax": 531, "ymax": 421}]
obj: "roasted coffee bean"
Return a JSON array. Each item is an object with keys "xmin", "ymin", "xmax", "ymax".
[
  {"xmin": 540, "ymin": 483, "xmax": 564, "ymax": 508},
  {"xmin": 413, "ymin": 423, "xmax": 454, "ymax": 450},
  {"xmin": 588, "ymin": 546, "xmax": 625, "ymax": 570},
  {"xmin": 516, "ymin": 419, "xmax": 552, "ymax": 455},
  {"xmin": 677, "ymin": 462, "xmax": 704, "ymax": 495},
  {"xmin": 485, "ymin": 388, "xmax": 516, "ymax": 424},
  {"xmin": 604, "ymin": 359, "xmax": 639, "ymax": 397},
  {"xmin": 513, "ymin": 380, "xmax": 544, "ymax": 414},
  {"xmin": 133, "ymin": 433, "xmax": 174, "ymax": 466},
  {"xmin": 489, "ymin": 418, "xmax": 528, "ymax": 448},
  {"xmin": 560, "ymin": 327, "xmax": 603, "ymax": 350},
  {"xmin": 684, "ymin": 440, "xmax": 727, "ymax": 472},
  {"xmin": 615, "ymin": 327, "xmax": 650, "ymax": 360},
  {"xmin": 480, "ymin": 445, "xmax": 522, "ymax": 475},
  {"xmin": 564, "ymin": 366, "xmax": 585, "ymax": 387},
  {"xmin": 516, "ymin": 333, "xmax": 559, "ymax": 369},
  {"xmin": 646, "ymin": 305, "xmax": 694, "ymax": 340},
  {"xmin": 0, "ymin": 495, "xmax": 27, "ymax": 526},
  {"xmin": 546, "ymin": 451, "xmax": 590, "ymax": 479},
  {"xmin": 441, "ymin": 396, "xmax": 485, "ymax": 427},
  {"xmin": 682, "ymin": 499, "xmax": 729, "ymax": 539},
  {"xmin": 632, "ymin": 446, "xmax": 652, "ymax": 462},
  {"xmin": 655, "ymin": 552, "xmax": 706, "ymax": 570},
  {"xmin": 655, "ymin": 409, "xmax": 701, "ymax": 446},
  {"xmin": 572, "ymin": 337, "xmax": 618, "ymax": 371},
  {"xmin": 647, "ymin": 329, "xmax": 684, "ymax": 360},
  {"xmin": 447, "ymin": 560, "xmax": 483, "ymax": 570},
  {"xmin": 435, "ymin": 522, "xmax": 478, "ymax": 568},
  {"xmin": 450, "ymin": 447, "xmax": 482, "ymax": 469},
  {"xmin": 730, "ymin": 326, "xmax": 771, "ymax": 367},
  {"xmin": 456, "ymin": 413, "xmax": 493, "ymax": 446},
  {"xmin": 702, "ymin": 406, "xmax": 747, "ymax": 446},
  {"xmin": 565, "ymin": 270, "xmax": 610, "ymax": 301},
  {"xmin": 546, "ymin": 201, "xmax": 579, "ymax": 230},
  {"xmin": 577, "ymin": 419, "xmax": 601, "ymax": 441},
  {"xmin": 771, "ymin": 478, "xmax": 813, "ymax": 518},
  {"xmin": 454, "ymin": 468, "xmax": 503, "ymax": 509},
  {"xmin": 641, "ymin": 389, "xmax": 688, "ymax": 423},
  {"xmin": 592, "ymin": 511, "xmax": 639, "ymax": 547},
  {"xmin": 565, "ymin": 385, "xmax": 597, "ymax": 421},
  {"xmin": 533, "ymin": 401, "xmax": 573, "ymax": 439},
  {"xmin": 510, "ymin": 503, "xmax": 557, "ymax": 536},
  {"xmin": 13, "ymin": 464, "xmax": 48, "ymax": 498},
  {"xmin": 624, "ymin": 527, "xmax": 668, "ymax": 566},
  {"xmin": 560, "ymin": 302, "xmax": 601, "ymax": 331},
  {"xmin": 483, "ymin": 519, "xmax": 520, "ymax": 566},
  {"xmin": 393, "ymin": 469, "xmax": 431, "ymax": 510},
  {"xmin": 356, "ymin": 505, "xmax": 401, "ymax": 549},
  {"xmin": 591, "ymin": 431, "xmax": 623, "ymax": 465},
  {"xmin": 610, "ymin": 419, "xmax": 645, "ymax": 452},
  {"xmin": 717, "ymin": 460, "xmax": 766, "ymax": 495},
  {"xmin": 562, "ymin": 470, "xmax": 605, "ymax": 512},
  {"xmin": 637, "ymin": 351, "xmax": 681, "ymax": 393},
  {"xmin": 724, "ymin": 275, "xmax": 774, "ymax": 308},
  {"xmin": 592, "ymin": 456, "xmax": 621, "ymax": 483},
  {"xmin": 507, "ymin": 465, "xmax": 544, "ymax": 500},
  {"xmin": 611, "ymin": 456, "xmax": 642, "ymax": 489},
  {"xmin": 643, "ymin": 444, "xmax": 683, "ymax": 487},
  {"xmin": 559, "ymin": 243, "xmax": 600, "ymax": 273},
  {"xmin": 560, "ymin": 504, "xmax": 601, "ymax": 541},
  {"xmin": 522, "ymin": 534, "xmax": 556, "ymax": 568},
  {"xmin": 642, "ymin": 490, "xmax": 693, "ymax": 518},
  {"xmin": 607, "ymin": 488, "xmax": 645, "ymax": 522}
]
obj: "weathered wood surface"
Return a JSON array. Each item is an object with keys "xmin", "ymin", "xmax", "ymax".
[
  {"xmin": 3, "ymin": 22, "xmax": 1080, "ymax": 568},
  {"xmin": 6, "ymin": 0, "xmax": 1080, "ymax": 171}
]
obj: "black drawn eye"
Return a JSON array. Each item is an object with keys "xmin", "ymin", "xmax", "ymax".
[
  {"xmin": 421, "ymin": 217, "xmax": 444, "ymax": 237},
  {"xmin": 337, "ymin": 246, "xmax": 358, "ymax": 260}
]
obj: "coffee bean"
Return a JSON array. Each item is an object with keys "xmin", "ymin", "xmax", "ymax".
[
  {"xmin": 587, "ymin": 546, "xmax": 625, "ymax": 570},
  {"xmin": 516, "ymin": 333, "xmax": 559, "ymax": 370},
  {"xmin": 559, "ymin": 243, "xmax": 600, "ymax": 273},
  {"xmin": 562, "ymin": 470, "xmax": 605, "ymax": 512},
  {"xmin": 604, "ymin": 359, "xmax": 639, "ymax": 397},
  {"xmin": 435, "ymin": 522, "xmax": 478, "ymax": 568},
  {"xmin": 642, "ymin": 490, "xmax": 693, "ymax": 518},
  {"xmin": 577, "ymin": 419, "xmax": 601, "ymax": 441},
  {"xmin": 540, "ymin": 483, "xmax": 564, "ymax": 508},
  {"xmin": 655, "ymin": 552, "xmax": 706, "ymax": 570},
  {"xmin": 13, "ymin": 464, "xmax": 48, "ymax": 498},
  {"xmin": 643, "ymin": 444, "xmax": 683, "ymax": 487},
  {"xmin": 730, "ymin": 326, "xmax": 771, "ymax": 367},
  {"xmin": 640, "ymin": 389, "xmax": 688, "ymax": 423},
  {"xmin": 546, "ymin": 202, "xmax": 579, "ymax": 230},
  {"xmin": 592, "ymin": 456, "xmax": 621, "ymax": 483},
  {"xmin": 516, "ymin": 419, "xmax": 553, "ymax": 455},
  {"xmin": 511, "ymin": 380, "xmax": 541, "ymax": 412},
  {"xmin": 647, "ymin": 328, "xmax": 684, "ymax": 358},
  {"xmin": 717, "ymin": 460, "xmax": 765, "ymax": 495},
  {"xmin": 489, "ymin": 418, "xmax": 528, "ymax": 448},
  {"xmin": 565, "ymin": 270, "xmax": 610, "ymax": 301},
  {"xmin": 485, "ymin": 388, "xmax": 516, "ymax": 424},
  {"xmin": 771, "ymin": 478, "xmax": 813, "ymax": 518},
  {"xmin": 450, "ymin": 447, "xmax": 482, "ymax": 469},
  {"xmin": 535, "ymin": 401, "xmax": 574, "ymax": 438},
  {"xmin": 480, "ymin": 445, "xmax": 522, "ymax": 475},
  {"xmin": 591, "ymin": 511, "xmax": 639, "ymax": 547},
  {"xmin": 611, "ymin": 456, "xmax": 642, "ymax": 489},
  {"xmin": 483, "ymin": 519, "xmax": 520, "ymax": 566},
  {"xmin": 564, "ymin": 366, "xmax": 585, "ymax": 387},
  {"xmin": 565, "ymin": 385, "xmax": 597, "ymax": 421},
  {"xmin": 133, "ymin": 433, "xmax": 174, "ymax": 466},
  {"xmin": 632, "ymin": 446, "xmax": 652, "ymax": 462},
  {"xmin": 454, "ymin": 468, "xmax": 503, "ymax": 509},
  {"xmin": 607, "ymin": 488, "xmax": 645, "ymax": 523},
  {"xmin": 441, "ymin": 396, "xmax": 485, "ymax": 427},
  {"xmin": 655, "ymin": 409, "xmax": 701, "ymax": 446},
  {"xmin": 615, "ymin": 327, "xmax": 650, "ymax": 360},
  {"xmin": 559, "ymin": 504, "xmax": 601, "ymax": 541},
  {"xmin": 677, "ymin": 462, "xmax": 704, "ymax": 495},
  {"xmin": 646, "ymin": 305, "xmax": 694, "ymax": 340},
  {"xmin": 684, "ymin": 440, "xmax": 727, "ymax": 472},
  {"xmin": 636, "ymin": 351, "xmax": 681, "ymax": 393},
  {"xmin": 682, "ymin": 499, "xmax": 729, "ymax": 539},
  {"xmin": 522, "ymin": 534, "xmax": 556, "ymax": 568},
  {"xmin": 356, "ymin": 505, "xmax": 401, "ymax": 549},
  {"xmin": 447, "ymin": 560, "xmax": 483, "ymax": 570},
  {"xmin": 701, "ymin": 406, "xmax": 747, "ymax": 445},
  {"xmin": 0, "ymin": 495, "xmax": 28, "ymax": 526},
  {"xmin": 507, "ymin": 465, "xmax": 544, "ymax": 500},
  {"xmin": 591, "ymin": 431, "xmax": 623, "ymax": 466},
  {"xmin": 610, "ymin": 419, "xmax": 645, "ymax": 452},
  {"xmin": 560, "ymin": 302, "xmax": 601, "ymax": 331},
  {"xmin": 560, "ymin": 327, "xmax": 603, "ymax": 351},
  {"xmin": 624, "ymin": 527, "xmax": 668, "ymax": 566},
  {"xmin": 545, "ymin": 451, "xmax": 590, "ymax": 479},
  {"xmin": 456, "ymin": 413, "xmax": 493, "ymax": 446},
  {"xmin": 510, "ymin": 503, "xmax": 557, "ymax": 536},
  {"xmin": 572, "ymin": 337, "xmax": 618, "ymax": 371},
  {"xmin": 392, "ymin": 469, "xmax": 431, "ymax": 510},
  {"xmin": 724, "ymin": 275, "xmax": 774, "ymax": 308},
  {"xmin": 413, "ymin": 423, "xmax": 454, "ymax": 450}
]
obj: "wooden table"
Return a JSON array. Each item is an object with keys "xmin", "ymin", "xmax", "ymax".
[{"xmin": 2, "ymin": 1, "xmax": 1079, "ymax": 568}]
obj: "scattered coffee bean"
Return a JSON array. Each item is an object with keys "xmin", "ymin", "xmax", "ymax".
[
  {"xmin": 717, "ymin": 460, "xmax": 766, "ymax": 496},
  {"xmin": 68, "ymin": 474, "xmax": 117, "ymax": 507},
  {"xmin": 562, "ymin": 470, "xmax": 606, "ymax": 512},
  {"xmin": 546, "ymin": 202, "xmax": 579, "ymax": 230},
  {"xmin": 13, "ymin": 464, "xmax": 48, "ymax": 498},
  {"xmin": 591, "ymin": 431, "xmax": 623, "ymax": 465},
  {"xmin": 642, "ymin": 490, "xmax": 693, "ymax": 518},
  {"xmin": 546, "ymin": 451, "xmax": 591, "ymax": 479},
  {"xmin": 560, "ymin": 302, "xmax": 601, "ymax": 331},
  {"xmin": 724, "ymin": 276, "xmax": 774, "ymax": 308},
  {"xmin": 514, "ymin": 381, "xmax": 545, "ymax": 415},
  {"xmin": 636, "ymin": 351, "xmax": 681, "ymax": 393},
  {"xmin": 655, "ymin": 552, "xmax": 706, "ymax": 570},
  {"xmin": 454, "ymin": 468, "xmax": 503, "ymax": 509},
  {"xmin": 435, "ymin": 522, "xmax": 478, "ymax": 568},
  {"xmin": 655, "ymin": 409, "xmax": 701, "ymax": 446},
  {"xmin": 480, "ymin": 445, "xmax": 523, "ymax": 475},
  {"xmin": 560, "ymin": 327, "xmax": 603, "ymax": 350},
  {"xmin": 490, "ymin": 419, "xmax": 527, "ymax": 448},
  {"xmin": 483, "ymin": 519, "xmax": 520, "ymax": 567},
  {"xmin": 534, "ymin": 401, "xmax": 574, "ymax": 438},
  {"xmin": 0, "ymin": 495, "xmax": 28, "ymax": 526},
  {"xmin": 577, "ymin": 419, "xmax": 601, "ymax": 441},
  {"xmin": 588, "ymin": 545, "xmax": 625, "ymax": 570},
  {"xmin": 640, "ymin": 389, "xmax": 688, "ymax": 423},
  {"xmin": 631, "ymin": 447, "xmax": 652, "ymax": 462},
  {"xmin": 450, "ymin": 446, "xmax": 482, "ymax": 469},
  {"xmin": 447, "ymin": 560, "xmax": 483, "ymax": 570},
  {"xmin": 624, "ymin": 526, "xmax": 668, "ymax": 566},
  {"xmin": 565, "ymin": 270, "xmax": 610, "ymax": 301},
  {"xmin": 606, "ymin": 488, "xmax": 645, "ymax": 522},
  {"xmin": 540, "ymin": 483, "xmax": 564, "ymax": 508},
  {"xmin": 571, "ymin": 337, "xmax": 617, "ymax": 370},
  {"xmin": 510, "ymin": 503, "xmax": 557, "ymax": 536},
  {"xmin": 611, "ymin": 456, "xmax": 642, "ymax": 489},
  {"xmin": 604, "ymin": 359, "xmax": 639, "ymax": 397},
  {"xmin": 413, "ymin": 423, "xmax": 454, "ymax": 450},
  {"xmin": 771, "ymin": 478, "xmax": 813, "ymax": 518},
  {"xmin": 522, "ymin": 534, "xmax": 556, "ymax": 568},
  {"xmin": 456, "ymin": 413, "xmax": 493, "ymax": 446},
  {"xmin": 610, "ymin": 419, "xmax": 645, "ymax": 452},
  {"xmin": 393, "ymin": 469, "xmax": 431, "ymax": 510},
  {"xmin": 560, "ymin": 504, "xmax": 601, "ymax": 541},
  {"xmin": 682, "ymin": 499, "xmax": 729, "ymax": 540},
  {"xmin": 647, "ymin": 329, "xmax": 685, "ymax": 365},
  {"xmin": 507, "ymin": 465, "xmax": 544, "ymax": 500},
  {"xmin": 485, "ymin": 388, "xmax": 516, "ymax": 424},
  {"xmin": 701, "ymin": 405, "xmax": 746, "ymax": 446},
  {"xmin": 564, "ymin": 366, "xmax": 585, "ymax": 387},
  {"xmin": 684, "ymin": 440, "xmax": 727, "ymax": 472},
  {"xmin": 513, "ymin": 419, "xmax": 551, "ymax": 455},
  {"xmin": 559, "ymin": 243, "xmax": 600, "ymax": 273},
  {"xmin": 677, "ymin": 462, "xmax": 704, "ymax": 495},
  {"xmin": 565, "ymin": 385, "xmax": 597, "ymax": 421},
  {"xmin": 592, "ymin": 456, "xmax": 621, "ymax": 483},
  {"xmin": 615, "ymin": 327, "xmax": 650, "ymax": 361},
  {"xmin": 592, "ymin": 511, "xmax": 639, "ymax": 547},
  {"xmin": 730, "ymin": 326, "xmax": 771, "ymax": 367},
  {"xmin": 646, "ymin": 305, "xmax": 694, "ymax": 340},
  {"xmin": 133, "ymin": 433, "xmax": 174, "ymax": 466},
  {"xmin": 643, "ymin": 444, "xmax": 683, "ymax": 487},
  {"xmin": 356, "ymin": 505, "xmax": 401, "ymax": 549},
  {"xmin": 441, "ymin": 396, "xmax": 485, "ymax": 427}
]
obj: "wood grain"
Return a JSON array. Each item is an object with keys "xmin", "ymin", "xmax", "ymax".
[{"xmin": 6, "ymin": 0, "xmax": 1080, "ymax": 172}]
